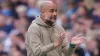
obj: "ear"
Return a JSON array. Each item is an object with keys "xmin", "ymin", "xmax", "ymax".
[
  {"xmin": 41, "ymin": 10, "xmax": 44, "ymax": 15},
  {"xmin": 41, "ymin": 10, "xmax": 44, "ymax": 13}
]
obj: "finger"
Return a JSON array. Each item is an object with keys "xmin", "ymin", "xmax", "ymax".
[
  {"xmin": 59, "ymin": 32, "xmax": 63, "ymax": 35},
  {"xmin": 75, "ymin": 34, "xmax": 82, "ymax": 38},
  {"xmin": 60, "ymin": 32, "xmax": 65, "ymax": 40},
  {"xmin": 61, "ymin": 32, "xmax": 65, "ymax": 38},
  {"xmin": 58, "ymin": 33, "xmax": 65, "ymax": 42},
  {"xmin": 59, "ymin": 32, "xmax": 63, "ymax": 38},
  {"xmin": 79, "ymin": 37, "xmax": 85, "ymax": 43},
  {"xmin": 81, "ymin": 37, "xmax": 85, "ymax": 41},
  {"xmin": 58, "ymin": 32, "xmax": 62, "ymax": 39},
  {"xmin": 59, "ymin": 32, "xmax": 64, "ymax": 38}
]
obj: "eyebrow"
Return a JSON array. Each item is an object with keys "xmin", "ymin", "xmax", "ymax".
[
  {"xmin": 50, "ymin": 9, "xmax": 54, "ymax": 11},
  {"xmin": 50, "ymin": 9, "xmax": 57, "ymax": 11}
]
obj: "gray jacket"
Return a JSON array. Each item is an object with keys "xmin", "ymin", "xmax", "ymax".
[{"xmin": 25, "ymin": 16, "xmax": 75, "ymax": 56}]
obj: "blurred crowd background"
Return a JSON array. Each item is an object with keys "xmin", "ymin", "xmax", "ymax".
[{"xmin": 0, "ymin": 0, "xmax": 100, "ymax": 56}]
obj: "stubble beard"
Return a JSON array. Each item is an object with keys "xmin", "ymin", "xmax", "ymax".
[{"xmin": 45, "ymin": 16, "xmax": 54, "ymax": 26}]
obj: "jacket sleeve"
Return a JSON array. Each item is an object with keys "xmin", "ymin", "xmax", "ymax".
[
  {"xmin": 25, "ymin": 24, "xmax": 55, "ymax": 56},
  {"xmin": 62, "ymin": 37, "xmax": 75, "ymax": 56},
  {"xmin": 58, "ymin": 25, "xmax": 75, "ymax": 56}
]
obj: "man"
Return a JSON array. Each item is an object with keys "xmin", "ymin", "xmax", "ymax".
[{"xmin": 25, "ymin": 1, "xmax": 85, "ymax": 56}]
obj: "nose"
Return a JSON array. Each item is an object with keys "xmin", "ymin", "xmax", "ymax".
[{"xmin": 53, "ymin": 11, "xmax": 57, "ymax": 16}]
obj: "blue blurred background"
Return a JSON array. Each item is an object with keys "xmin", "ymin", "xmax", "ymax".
[{"xmin": 0, "ymin": 0, "xmax": 100, "ymax": 56}]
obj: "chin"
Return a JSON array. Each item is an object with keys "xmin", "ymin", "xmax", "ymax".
[
  {"xmin": 51, "ymin": 19, "xmax": 56, "ymax": 23},
  {"xmin": 51, "ymin": 20, "xmax": 56, "ymax": 23}
]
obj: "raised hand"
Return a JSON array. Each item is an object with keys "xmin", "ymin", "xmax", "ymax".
[
  {"xmin": 71, "ymin": 34, "xmax": 85, "ymax": 45},
  {"xmin": 53, "ymin": 32, "xmax": 65, "ymax": 48}
]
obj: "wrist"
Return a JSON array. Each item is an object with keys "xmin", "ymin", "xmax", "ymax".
[
  {"xmin": 70, "ymin": 43, "xmax": 76, "ymax": 48},
  {"xmin": 53, "ymin": 42, "xmax": 58, "ymax": 48}
]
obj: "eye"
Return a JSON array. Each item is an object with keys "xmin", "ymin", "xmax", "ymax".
[
  {"xmin": 50, "ymin": 9, "xmax": 54, "ymax": 13},
  {"xmin": 55, "ymin": 9, "xmax": 57, "ymax": 12}
]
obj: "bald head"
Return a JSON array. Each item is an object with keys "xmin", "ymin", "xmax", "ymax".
[
  {"xmin": 40, "ymin": 1, "xmax": 57, "ymax": 26},
  {"xmin": 40, "ymin": 1, "xmax": 56, "ymax": 11}
]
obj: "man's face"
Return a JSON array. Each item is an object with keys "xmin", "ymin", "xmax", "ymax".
[{"xmin": 42, "ymin": 4, "xmax": 57, "ymax": 25}]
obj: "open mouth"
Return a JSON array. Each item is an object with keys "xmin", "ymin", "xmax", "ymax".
[
  {"xmin": 50, "ymin": 16, "xmax": 56, "ymax": 21},
  {"xmin": 51, "ymin": 18, "xmax": 56, "ymax": 22}
]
